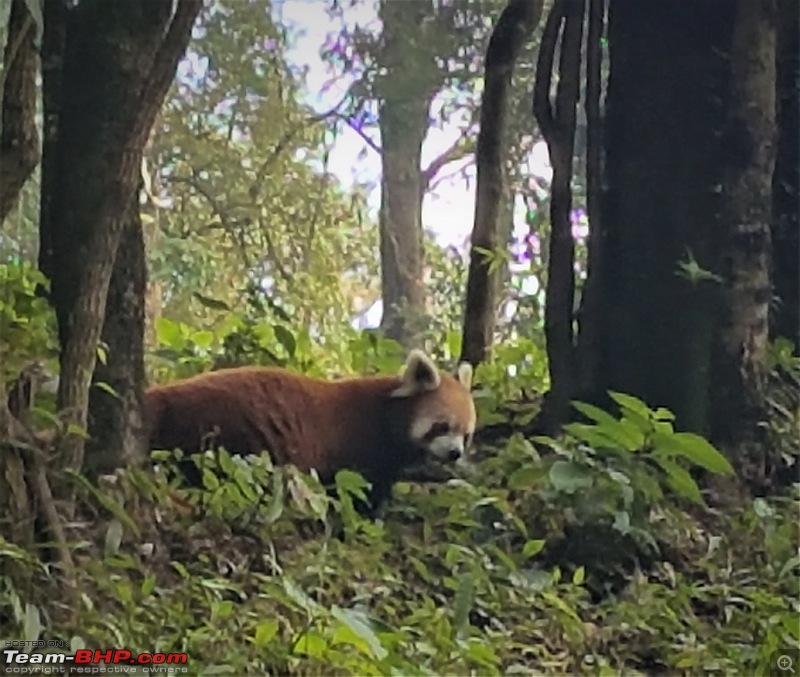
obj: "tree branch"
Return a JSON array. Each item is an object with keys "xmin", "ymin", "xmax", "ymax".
[
  {"xmin": 131, "ymin": 0, "xmax": 203, "ymax": 145},
  {"xmin": 420, "ymin": 131, "xmax": 476, "ymax": 195}
]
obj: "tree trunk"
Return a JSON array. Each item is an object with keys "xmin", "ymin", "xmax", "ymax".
[
  {"xmin": 592, "ymin": 0, "xmax": 735, "ymax": 432},
  {"xmin": 87, "ymin": 191, "xmax": 147, "ymax": 476},
  {"xmin": 533, "ymin": 0, "xmax": 585, "ymax": 430},
  {"xmin": 709, "ymin": 0, "xmax": 776, "ymax": 453},
  {"xmin": 461, "ymin": 0, "xmax": 543, "ymax": 367},
  {"xmin": 0, "ymin": 0, "xmax": 40, "ymax": 223},
  {"xmin": 376, "ymin": 0, "xmax": 437, "ymax": 348},
  {"xmin": 573, "ymin": 0, "xmax": 605, "ymax": 398},
  {"xmin": 38, "ymin": 0, "xmax": 200, "ymax": 484},
  {"xmin": 771, "ymin": 0, "xmax": 799, "ymax": 353}
]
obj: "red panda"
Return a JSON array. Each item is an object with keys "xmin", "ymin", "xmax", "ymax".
[{"xmin": 145, "ymin": 350, "xmax": 476, "ymax": 512}]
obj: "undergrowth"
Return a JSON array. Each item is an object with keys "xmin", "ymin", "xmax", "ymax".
[{"xmin": 1, "ymin": 393, "xmax": 798, "ymax": 676}]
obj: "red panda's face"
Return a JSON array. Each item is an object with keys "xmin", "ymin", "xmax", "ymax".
[{"xmin": 391, "ymin": 350, "xmax": 476, "ymax": 463}]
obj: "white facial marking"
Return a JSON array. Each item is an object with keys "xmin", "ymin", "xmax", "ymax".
[{"xmin": 427, "ymin": 432, "xmax": 466, "ymax": 461}]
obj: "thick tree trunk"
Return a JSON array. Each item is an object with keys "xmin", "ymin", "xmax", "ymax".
[
  {"xmin": 709, "ymin": 0, "xmax": 776, "ymax": 452},
  {"xmin": 38, "ymin": 0, "xmax": 200, "ymax": 484},
  {"xmin": 87, "ymin": 191, "xmax": 147, "ymax": 476},
  {"xmin": 771, "ymin": 0, "xmax": 799, "ymax": 353},
  {"xmin": 461, "ymin": 0, "xmax": 543, "ymax": 367},
  {"xmin": 376, "ymin": 0, "xmax": 437, "ymax": 348},
  {"xmin": 593, "ymin": 0, "xmax": 735, "ymax": 432},
  {"xmin": 0, "ymin": 0, "xmax": 40, "ymax": 223}
]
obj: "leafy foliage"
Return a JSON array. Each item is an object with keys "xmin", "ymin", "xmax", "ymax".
[
  {"xmin": 147, "ymin": 0, "xmax": 379, "ymax": 336},
  {"xmin": 3, "ymin": 413, "xmax": 797, "ymax": 675},
  {"xmin": 3, "ymin": 318, "xmax": 797, "ymax": 675},
  {"xmin": 0, "ymin": 263, "xmax": 57, "ymax": 381},
  {"xmin": 528, "ymin": 394, "xmax": 735, "ymax": 552}
]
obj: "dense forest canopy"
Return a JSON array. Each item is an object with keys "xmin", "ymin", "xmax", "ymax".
[{"xmin": 0, "ymin": 0, "xmax": 797, "ymax": 674}]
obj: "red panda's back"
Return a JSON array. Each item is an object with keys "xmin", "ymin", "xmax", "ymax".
[{"xmin": 145, "ymin": 366, "xmax": 402, "ymax": 481}]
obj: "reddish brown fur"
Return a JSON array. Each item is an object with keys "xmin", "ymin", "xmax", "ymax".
[{"xmin": 145, "ymin": 363, "xmax": 474, "ymax": 495}]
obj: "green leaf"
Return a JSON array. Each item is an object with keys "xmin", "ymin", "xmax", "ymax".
[
  {"xmin": 293, "ymin": 631, "xmax": 328, "ymax": 659},
  {"xmin": 572, "ymin": 401, "xmax": 645, "ymax": 451},
  {"xmin": 274, "ymin": 324, "xmax": 296, "ymax": 358},
  {"xmin": 522, "ymin": 539, "xmax": 546, "ymax": 558},
  {"xmin": 141, "ymin": 574, "xmax": 156, "ymax": 597},
  {"xmin": 572, "ymin": 400, "xmax": 623, "ymax": 427},
  {"xmin": 446, "ymin": 330, "xmax": 462, "ymax": 361},
  {"xmin": 93, "ymin": 381, "xmax": 121, "ymax": 399},
  {"xmin": 572, "ymin": 566, "xmax": 585, "ymax": 585},
  {"xmin": 562, "ymin": 422, "xmax": 618, "ymax": 449},
  {"xmin": 613, "ymin": 510, "xmax": 631, "ymax": 534},
  {"xmin": 155, "ymin": 317, "xmax": 184, "ymax": 349},
  {"xmin": 331, "ymin": 606, "xmax": 387, "ymax": 660},
  {"xmin": 541, "ymin": 590, "xmax": 582, "ymax": 624},
  {"xmin": 607, "ymin": 391, "xmax": 652, "ymax": 419},
  {"xmin": 192, "ymin": 330, "xmax": 215, "ymax": 350},
  {"xmin": 283, "ymin": 579, "xmax": 322, "ymax": 615},
  {"xmin": 218, "ymin": 448, "xmax": 235, "ymax": 477},
  {"xmin": 104, "ymin": 519, "xmax": 123, "ymax": 558},
  {"xmin": 23, "ymin": 604, "xmax": 41, "ymax": 642},
  {"xmin": 656, "ymin": 457, "xmax": 704, "ymax": 504},
  {"xmin": 253, "ymin": 620, "xmax": 279, "ymax": 647},
  {"xmin": 465, "ymin": 640, "xmax": 500, "ymax": 668},
  {"xmin": 202, "ymin": 468, "xmax": 220, "ymax": 490},
  {"xmin": 548, "ymin": 460, "xmax": 594, "ymax": 494},
  {"xmin": 669, "ymin": 432, "xmax": 734, "ymax": 475},
  {"xmin": 653, "ymin": 407, "xmax": 676, "ymax": 422},
  {"xmin": 265, "ymin": 470, "xmax": 285, "ymax": 524},
  {"xmin": 452, "ymin": 569, "xmax": 475, "ymax": 638},
  {"xmin": 66, "ymin": 422, "xmax": 89, "ymax": 439},
  {"xmin": 508, "ymin": 465, "xmax": 542, "ymax": 490},
  {"xmin": 335, "ymin": 469, "xmax": 370, "ymax": 500}
]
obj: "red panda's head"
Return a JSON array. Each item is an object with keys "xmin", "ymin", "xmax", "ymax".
[{"xmin": 390, "ymin": 349, "xmax": 476, "ymax": 463}]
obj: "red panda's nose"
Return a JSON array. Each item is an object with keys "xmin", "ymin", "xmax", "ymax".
[{"xmin": 447, "ymin": 447, "xmax": 461, "ymax": 462}]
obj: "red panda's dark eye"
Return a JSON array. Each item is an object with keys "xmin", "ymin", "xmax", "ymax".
[{"xmin": 423, "ymin": 421, "xmax": 450, "ymax": 441}]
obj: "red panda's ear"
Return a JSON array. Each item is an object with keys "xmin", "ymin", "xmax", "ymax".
[
  {"xmin": 391, "ymin": 349, "xmax": 441, "ymax": 397},
  {"xmin": 457, "ymin": 362, "xmax": 473, "ymax": 390}
]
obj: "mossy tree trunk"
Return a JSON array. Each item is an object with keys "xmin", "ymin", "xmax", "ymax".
[
  {"xmin": 38, "ymin": 0, "xmax": 201, "ymax": 486},
  {"xmin": 591, "ymin": 0, "xmax": 735, "ymax": 433},
  {"xmin": 771, "ymin": 0, "xmax": 799, "ymax": 353},
  {"xmin": 86, "ymin": 190, "xmax": 148, "ymax": 476},
  {"xmin": 709, "ymin": 0, "xmax": 777, "ymax": 455},
  {"xmin": 0, "ymin": 0, "xmax": 40, "ymax": 223},
  {"xmin": 376, "ymin": 0, "xmax": 437, "ymax": 348}
]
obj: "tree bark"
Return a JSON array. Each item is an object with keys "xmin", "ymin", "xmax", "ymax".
[
  {"xmin": 573, "ymin": 0, "xmax": 606, "ymax": 397},
  {"xmin": 0, "ymin": 0, "xmax": 40, "ymax": 224},
  {"xmin": 593, "ymin": 0, "xmax": 735, "ymax": 432},
  {"xmin": 771, "ymin": 0, "xmax": 799, "ymax": 353},
  {"xmin": 461, "ymin": 0, "xmax": 543, "ymax": 368},
  {"xmin": 87, "ymin": 190, "xmax": 147, "ymax": 476},
  {"xmin": 376, "ymin": 0, "xmax": 438, "ymax": 348},
  {"xmin": 709, "ymin": 0, "xmax": 777, "ymax": 452},
  {"xmin": 38, "ymin": 0, "xmax": 201, "ymax": 484},
  {"xmin": 532, "ymin": 0, "xmax": 585, "ymax": 429}
]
